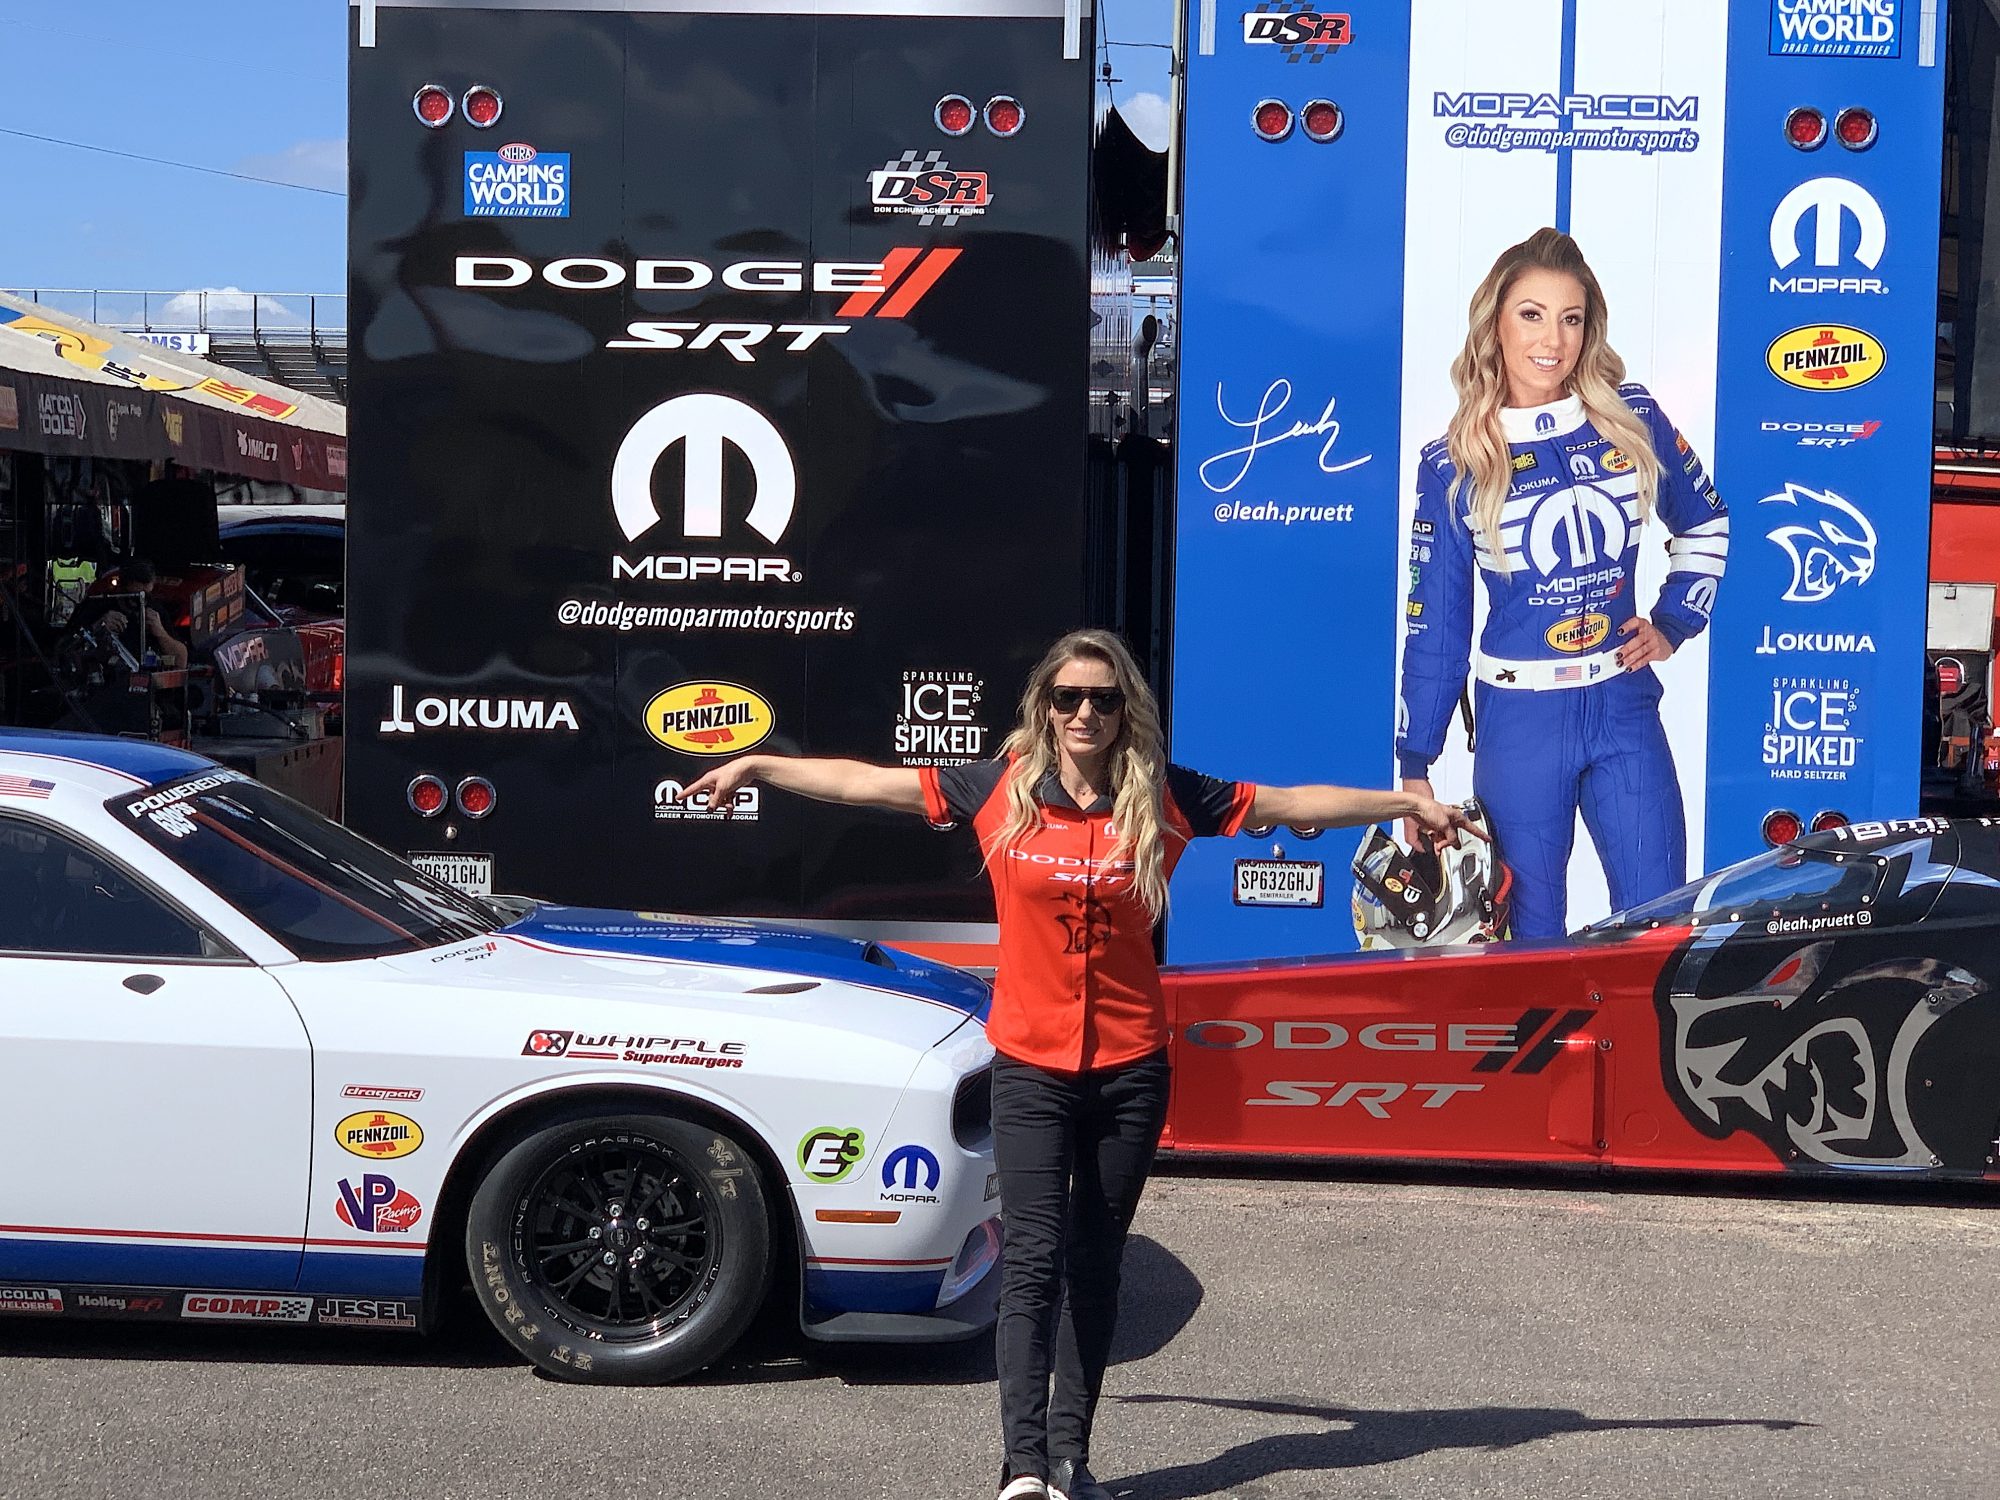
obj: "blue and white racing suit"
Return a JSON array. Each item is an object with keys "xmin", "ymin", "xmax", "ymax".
[{"xmin": 1396, "ymin": 385, "xmax": 1727, "ymax": 938}]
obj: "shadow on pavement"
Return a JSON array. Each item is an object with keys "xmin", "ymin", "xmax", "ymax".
[
  {"xmin": 798, "ymin": 1232, "xmax": 1203, "ymax": 1389},
  {"xmin": 1108, "ymin": 1393, "xmax": 1811, "ymax": 1499}
]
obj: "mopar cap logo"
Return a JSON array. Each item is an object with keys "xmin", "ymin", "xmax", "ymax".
[
  {"xmin": 643, "ymin": 682, "xmax": 774, "ymax": 756},
  {"xmin": 1766, "ymin": 324, "xmax": 1884, "ymax": 391}
]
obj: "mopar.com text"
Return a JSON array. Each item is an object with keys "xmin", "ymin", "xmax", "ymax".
[
  {"xmin": 1213, "ymin": 500, "xmax": 1356, "ymax": 525},
  {"xmin": 557, "ymin": 600, "xmax": 858, "ymax": 633}
]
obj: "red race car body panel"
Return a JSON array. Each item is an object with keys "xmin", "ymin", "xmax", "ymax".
[{"xmin": 1163, "ymin": 818, "xmax": 2000, "ymax": 1184}]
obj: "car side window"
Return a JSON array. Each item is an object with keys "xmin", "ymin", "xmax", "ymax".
[{"xmin": 0, "ymin": 816, "xmax": 213, "ymax": 960}]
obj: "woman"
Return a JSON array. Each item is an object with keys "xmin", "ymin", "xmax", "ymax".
[
  {"xmin": 1397, "ymin": 228, "xmax": 1728, "ymax": 939},
  {"xmin": 681, "ymin": 628, "xmax": 1476, "ymax": 1500}
]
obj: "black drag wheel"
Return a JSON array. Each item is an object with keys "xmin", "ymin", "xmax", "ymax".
[{"xmin": 466, "ymin": 1113, "xmax": 770, "ymax": 1383}]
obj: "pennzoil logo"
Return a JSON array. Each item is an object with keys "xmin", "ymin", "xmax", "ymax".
[
  {"xmin": 1766, "ymin": 324, "xmax": 1884, "ymax": 391},
  {"xmin": 1599, "ymin": 447, "xmax": 1633, "ymax": 474},
  {"xmin": 643, "ymin": 682, "xmax": 775, "ymax": 756},
  {"xmin": 1546, "ymin": 613, "xmax": 1611, "ymax": 653},
  {"xmin": 334, "ymin": 1110, "xmax": 424, "ymax": 1160}
]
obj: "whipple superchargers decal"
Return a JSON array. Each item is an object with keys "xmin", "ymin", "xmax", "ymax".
[{"xmin": 348, "ymin": 3, "xmax": 1094, "ymax": 919}]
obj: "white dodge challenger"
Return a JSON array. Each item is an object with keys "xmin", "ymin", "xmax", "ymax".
[{"xmin": 0, "ymin": 729, "xmax": 1000, "ymax": 1382}]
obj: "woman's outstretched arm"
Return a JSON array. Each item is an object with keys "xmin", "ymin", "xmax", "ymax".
[{"xmin": 674, "ymin": 754, "xmax": 927, "ymax": 816}]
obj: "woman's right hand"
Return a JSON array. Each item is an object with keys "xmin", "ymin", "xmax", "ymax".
[
  {"xmin": 676, "ymin": 755, "xmax": 763, "ymax": 816},
  {"xmin": 1400, "ymin": 777, "xmax": 1436, "ymax": 849}
]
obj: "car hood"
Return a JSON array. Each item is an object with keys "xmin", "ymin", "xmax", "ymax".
[{"xmin": 488, "ymin": 904, "xmax": 991, "ymax": 1028}]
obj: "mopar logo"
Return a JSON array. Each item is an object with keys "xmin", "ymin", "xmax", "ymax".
[
  {"xmin": 881, "ymin": 1143, "xmax": 941, "ymax": 1204},
  {"xmin": 611, "ymin": 394, "xmax": 796, "ymax": 548},
  {"xmin": 1432, "ymin": 92, "xmax": 1698, "ymax": 122},
  {"xmin": 1769, "ymin": 178, "xmax": 1888, "ymax": 294}
]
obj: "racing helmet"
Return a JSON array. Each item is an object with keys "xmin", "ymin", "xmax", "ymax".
[{"xmin": 1350, "ymin": 800, "xmax": 1512, "ymax": 949}]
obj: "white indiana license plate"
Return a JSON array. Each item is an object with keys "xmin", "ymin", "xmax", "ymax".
[
  {"xmin": 410, "ymin": 852, "xmax": 493, "ymax": 896},
  {"xmin": 1233, "ymin": 858, "xmax": 1324, "ymax": 908}
]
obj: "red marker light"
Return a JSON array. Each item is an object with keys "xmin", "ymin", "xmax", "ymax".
[
  {"xmin": 413, "ymin": 84, "xmax": 454, "ymax": 128},
  {"xmin": 1835, "ymin": 106, "xmax": 1878, "ymax": 150},
  {"xmin": 1761, "ymin": 809, "xmax": 1803, "ymax": 847},
  {"xmin": 463, "ymin": 85, "xmax": 504, "ymax": 129},
  {"xmin": 1301, "ymin": 99, "xmax": 1344, "ymax": 143},
  {"xmin": 1784, "ymin": 106, "xmax": 1826, "ymax": 150},
  {"xmin": 1810, "ymin": 810, "xmax": 1848, "ymax": 834},
  {"xmin": 1252, "ymin": 99, "xmax": 1293, "ymax": 142},
  {"xmin": 935, "ymin": 95, "xmax": 975, "ymax": 136},
  {"xmin": 984, "ymin": 95, "xmax": 1025, "ymax": 137},
  {"xmin": 408, "ymin": 776, "xmax": 448, "ymax": 817},
  {"xmin": 455, "ymin": 777, "xmax": 497, "ymax": 819}
]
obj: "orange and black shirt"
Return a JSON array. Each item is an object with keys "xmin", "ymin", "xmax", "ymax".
[{"xmin": 919, "ymin": 757, "xmax": 1253, "ymax": 1073}]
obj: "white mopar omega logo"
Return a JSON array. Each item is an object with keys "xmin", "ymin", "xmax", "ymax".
[
  {"xmin": 1770, "ymin": 177, "xmax": 1886, "ymax": 271},
  {"xmin": 1527, "ymin": 486, "xmax": 1628, "ymax": 574},
  {"xmin": 610, "ymin": 393, "xmax": 796, "ymax": 545}
]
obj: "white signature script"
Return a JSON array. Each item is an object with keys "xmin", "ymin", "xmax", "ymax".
[{"xmin": 1198, "ymin": 380, "xmax": 1375, "ymax": 494}]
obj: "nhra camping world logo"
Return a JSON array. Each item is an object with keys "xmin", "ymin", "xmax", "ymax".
[
  {"xmin": 463, "ymin": 142, "xmax": 570, "ymax": 218},
  {"xmin": 870, "ymin": 150, "xmax": 990, "ymax": 226},
  {"xmin": 1770, "ymin": 0, "xmax": 1901, "ymax": 59},
  {"xmin": 1241, "ymin": 3, "xmax": 1354, "ymax": 59}
]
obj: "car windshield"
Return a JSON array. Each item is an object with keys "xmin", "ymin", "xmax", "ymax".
[
  {"xmin": 1586, "ymin": 845, "xmax": 1884, "ymax": 933},
  {"xmin": 110, "ymin": 772, "xmax": 501, "ymax": 960}
]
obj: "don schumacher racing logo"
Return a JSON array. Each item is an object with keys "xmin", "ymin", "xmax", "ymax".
[
  {"xmin": 1241, "ymin": 5, "xmax": 1354, "ymax": 59},
  {"xmin": 870, "ymin": 151, "xmax": 990, "ymax": 226}
]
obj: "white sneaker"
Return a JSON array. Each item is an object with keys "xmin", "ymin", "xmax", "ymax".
[{"xmin": 998, "ymin": 1478, "xmax": 1050, "ymax": 1500}]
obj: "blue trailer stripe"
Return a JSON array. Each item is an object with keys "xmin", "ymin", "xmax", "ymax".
[{"xmin": 1554, "ymin": 0, "xmax": 1580, "ymax": 232}]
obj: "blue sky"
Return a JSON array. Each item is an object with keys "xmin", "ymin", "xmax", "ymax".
[{"xmin": 0, "ymin": 0, "xmax": 1168, "ymax": 315}]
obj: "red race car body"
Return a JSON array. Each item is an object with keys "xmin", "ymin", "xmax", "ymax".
[{"xmin": 1163, "ymin": 818, "xmax": 2000, "ymax": 1183}]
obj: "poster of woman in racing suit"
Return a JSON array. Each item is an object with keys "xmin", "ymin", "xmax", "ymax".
[{"xmin": 1396, "ymin": 229, "xmax": 1729, "ymax": 939}]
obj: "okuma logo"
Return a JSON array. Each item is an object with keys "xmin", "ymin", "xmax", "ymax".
[
  {"xmin": 1769, "ymin": 177, "xmax": 1887, "ymax": 294},
  {"xmin": 1761, "ymin": 482, "xmax": 1877, "ymax": 603}
]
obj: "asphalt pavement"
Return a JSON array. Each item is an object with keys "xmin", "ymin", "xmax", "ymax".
[{"xmin": 4, "ymin": 1163, "xmax": 1997, "ymax": 1499}]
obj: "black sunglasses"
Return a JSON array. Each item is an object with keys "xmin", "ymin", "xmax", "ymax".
[{"xmin": 1050, "ymin": 686, "xmax": 1126, "ymax": 715}]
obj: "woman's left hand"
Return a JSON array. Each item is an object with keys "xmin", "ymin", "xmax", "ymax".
[{"xmin": 1615, "ymin": 617, "xmax": 1675, "ymax": 672}]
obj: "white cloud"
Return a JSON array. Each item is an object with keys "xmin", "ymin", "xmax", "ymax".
[
  {"xmin": 233, "ymin": 137, "xmax": 346, "ymax": 193},
  {"xmin": 160, "ymin": 287, "xmax": 305, "ymax": 330},
  {"xmin": 1116, "ymin": 91, "xmax": 1171, "ymax": 152}
]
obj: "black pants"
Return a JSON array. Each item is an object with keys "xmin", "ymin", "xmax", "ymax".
[{"xmin": 991, "ymin": 1048, "xmax": 1172, "ymax": 1478}]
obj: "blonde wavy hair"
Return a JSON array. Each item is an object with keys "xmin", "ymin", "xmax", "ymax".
[
  {"xmin": 1446, "ymin": 227, "xmax": 1660, "ymax": 569},
  {"xmin": 988, "ymin": 630, "xmax": 1172, "ymax": 920}
]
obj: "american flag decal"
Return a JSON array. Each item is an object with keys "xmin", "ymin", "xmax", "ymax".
[
  {"xmin": 0, "ymin": 776, "xmax": 55, "ymax": 800},
  {"xmin": 1552, "ymin": 665, "xmax": 1583, "ymax": 684}
]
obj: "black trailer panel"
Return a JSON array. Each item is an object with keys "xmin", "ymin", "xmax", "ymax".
[{"xmin": 348, "ymin": 0, "xmax": 1097, "ymax": 925}]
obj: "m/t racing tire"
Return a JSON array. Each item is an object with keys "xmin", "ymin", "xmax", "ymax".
[{"xmin": 466, "ymin": 1112, "xmax": 770, "ymax": 1383}]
